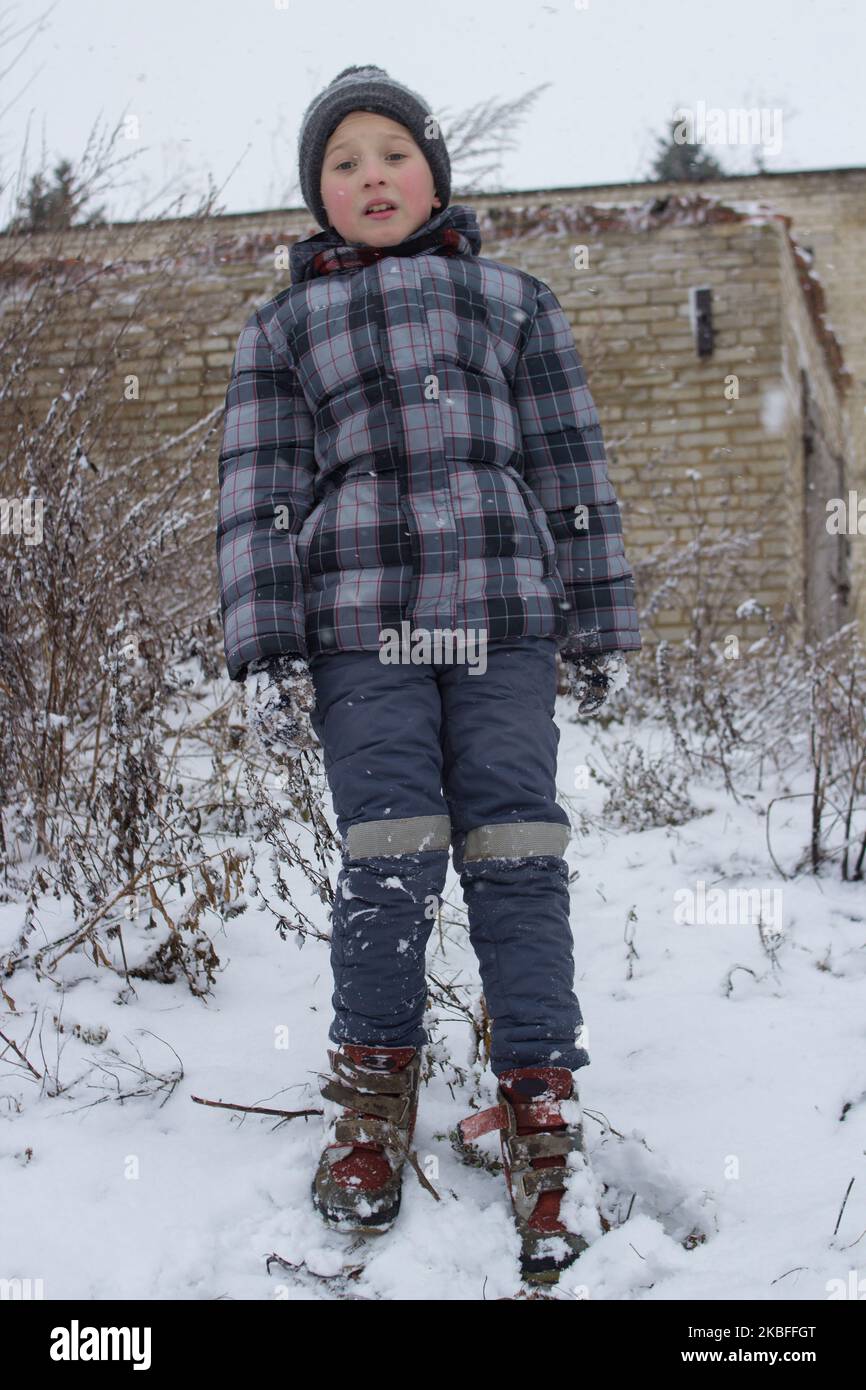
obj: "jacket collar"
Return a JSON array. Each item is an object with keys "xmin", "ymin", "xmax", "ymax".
[{"xmin": 289, "ymin": 203, "xmax": 482, "ymax": 283}]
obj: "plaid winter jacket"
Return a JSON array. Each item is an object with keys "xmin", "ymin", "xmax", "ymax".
[{"xmin": 217, "ymin": 203, "xmax": 641, "ymax": 681}]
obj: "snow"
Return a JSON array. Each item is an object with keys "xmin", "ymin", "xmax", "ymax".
[
  {"xmin": 735, "ymin": 598, "xmax": 766, "ymax": 621},
  {"xmin": 41, "ymin": 712, "xmax": 70, "ymax": 729},
  {"xmin": 760, "ymin": 385, "xmax": 789, "ymax": 436},
  {"xmin": 1, "ymin": 695, "xmax": 864, "ymax": 1301}
]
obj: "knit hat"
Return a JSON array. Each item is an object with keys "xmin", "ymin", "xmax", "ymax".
[{"xmin": 297, "ymin": 64, "xmax": 451, "ymax": 232}]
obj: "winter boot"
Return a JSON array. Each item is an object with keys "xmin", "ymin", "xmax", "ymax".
[
  {"xmin": 311, "ymin": 1043, "xmax": 424, "ymax": 1234},
  {"xmin": 456, "ymin": 1065, "xmax": 589, "ymax": 1283}
]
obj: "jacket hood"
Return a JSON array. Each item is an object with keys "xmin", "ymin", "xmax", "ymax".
[{"xmin": 289, "ymin": 202, "xmax": 482, "ymax": 284}]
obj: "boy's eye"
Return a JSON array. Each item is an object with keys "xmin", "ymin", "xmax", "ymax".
[{"xmin": 334, "ymin": 153, "xmax": 407, "ymax": 171}]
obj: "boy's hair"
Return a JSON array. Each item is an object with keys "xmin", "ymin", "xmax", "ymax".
[{"xmin": 297, "ymin": 64, "xmax": 451, "ymax": 231}]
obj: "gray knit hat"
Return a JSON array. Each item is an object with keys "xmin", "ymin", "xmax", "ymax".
[{"xmin": 297, "ymin": 64, "xmax": 451, "ymax": 232}]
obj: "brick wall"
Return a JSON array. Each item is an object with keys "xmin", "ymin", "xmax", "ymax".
[{"xmin": 2, "ymin": 167, "xmax": 860, "ymax": 650}]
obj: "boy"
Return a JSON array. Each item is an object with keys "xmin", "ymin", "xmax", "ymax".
[{"xmin": 217, "ymin": 65, "xmax": 641, "ymax": 1283}]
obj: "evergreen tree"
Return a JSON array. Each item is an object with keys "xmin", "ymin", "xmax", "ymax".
[
  {"xmin": 5, "ymin": 157, "xmax": 107, "ymax": 233},
  {"xmin": 648, "ymin": 118, "xmax": 727, "ymax": 182}
]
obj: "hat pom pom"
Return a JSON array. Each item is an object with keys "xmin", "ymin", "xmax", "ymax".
[{"xmin": 331, "ymin": 64, "xmax": 389, "ymax": 84}]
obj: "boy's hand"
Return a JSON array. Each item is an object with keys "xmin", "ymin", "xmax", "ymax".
[
  {"xmin": 244, "ymin": 654, "xmax": 318, "ymax": 761},
  {"xmin": 560, "ymin": 651, "xmax": 629, "ymax": 716}
]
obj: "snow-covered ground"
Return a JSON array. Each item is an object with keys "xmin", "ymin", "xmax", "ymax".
[{"xmin": 2, "ymin": 691, "xmax": 864, "ymax": 1302}]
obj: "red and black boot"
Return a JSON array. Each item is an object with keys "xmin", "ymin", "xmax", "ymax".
[
  {"xmin": 457, "ymin": 1065, "xmax": 590, "ymax": 1283},
  {"xmin": 311, "ymin": 1043, "xmax": 424, "ymax": 1235}
]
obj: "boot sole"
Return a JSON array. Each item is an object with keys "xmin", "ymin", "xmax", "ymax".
[
  {"xmin": 520, "ymin": 1235, "xmax": 588, "ymax": 1284},
  {"xmin": 311, "ymin": 1177, "xmax": 401, "ymax": 1235}
]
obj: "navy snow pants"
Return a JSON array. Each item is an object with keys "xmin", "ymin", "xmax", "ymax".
[{"xmin": 307, "ymin": 636, "xmax": 590, "ymax": 1077}]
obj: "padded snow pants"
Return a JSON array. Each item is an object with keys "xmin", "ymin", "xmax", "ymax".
[{"xmin": 307, "ymin": 636, "xmax": 590, "ymax": 1077}]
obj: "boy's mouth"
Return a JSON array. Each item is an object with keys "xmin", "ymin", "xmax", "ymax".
[{"xmin": 363, "ymin": 201, "xmax": 397, "ymax": 220}]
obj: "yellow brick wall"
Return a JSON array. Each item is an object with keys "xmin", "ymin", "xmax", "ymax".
[{"xmin": 2, "ymin": 169, "xmax": 860, "ymax": 651}]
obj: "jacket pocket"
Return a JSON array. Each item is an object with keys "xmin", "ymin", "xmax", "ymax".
[
  {"xmin": 502, "ymin": 464, "xmax": 557, "ymax": 577},
  {"xmin": 295, "ymin": 495, "xmax": 328, "ymax": 578}
]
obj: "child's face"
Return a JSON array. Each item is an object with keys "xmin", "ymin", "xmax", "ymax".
[{"xmin": 321, "ymin": 111, "xmax": 441, "ymax": 246}]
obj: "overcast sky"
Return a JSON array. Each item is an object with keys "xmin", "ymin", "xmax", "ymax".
[{"xmin": 3, "ymin": 0, "xmax": 864, "ymax": 225}]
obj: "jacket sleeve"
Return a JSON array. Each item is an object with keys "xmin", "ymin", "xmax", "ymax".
[
  {"xmin": 217, "ymin": 306, "xmax": 317, "ymax": 681},
  {"xmin": 511, "ymin": 276, "xmax": 642, "ymax": 658}
]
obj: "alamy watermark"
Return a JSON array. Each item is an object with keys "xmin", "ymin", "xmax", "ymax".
[
  {"xmin": 826, "ymin": 491, "xmax": 866, "ymax": 535},
  {"xmin": 673, "ymin": 879, "xmax": 784, "ymax": 933},
  {"xmin": 0, "ymin": 1276, "xmax": 45, "ymax": 1299},
  {"xmin": 673, "ymin": 102, "xmax": 783, "ymax": 157},
  {"xmin": 0, "ymin": 496, "xmax": 44, "ymax": 545},
  {"xmin": 49, "ymin": 1319, "xmax": 151, "ymax": 1370},
  {"xmin": 378, "ymin": 622, "xmax": 487, "ymax": 674}
]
